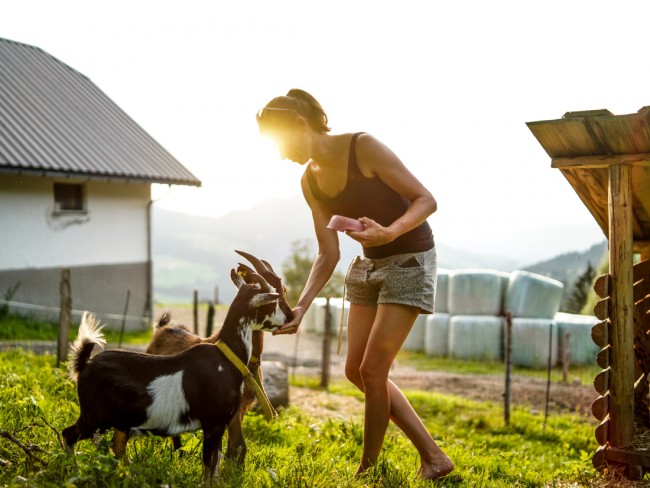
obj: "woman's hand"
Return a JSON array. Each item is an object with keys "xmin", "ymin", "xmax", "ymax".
[
  {"xmin": 346, "ymin": 217, "xmax": 395, "ymax": 248},
  {"xmin": 273, "ymin": 305, "xmax": 307, "ymax": 335}
]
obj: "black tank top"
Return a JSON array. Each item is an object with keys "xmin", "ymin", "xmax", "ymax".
[{"xmin": 305, "ymin": 132, "xmax": 434, "ymax": 259}]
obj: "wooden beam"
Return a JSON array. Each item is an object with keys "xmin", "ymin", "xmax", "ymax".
[
  {"xmin": 608, "ymin": 163, "xmax": 636, "ymax": 447},
  {"xmin": 633, "ymin": 242, "xmax": 650, "ymax": 260},
  {"xmin": 552, "ymin": 152, "xmax": 650, "ymax": 169}
]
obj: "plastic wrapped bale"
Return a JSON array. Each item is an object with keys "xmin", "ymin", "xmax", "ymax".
[
  {"xmin": 302, "ymin": 297, "xmax": 327, "ymax": 333},
  {"xmin": 448, "ymin": 315, "xmax": 504, "ymax": 361},
  {"xmin": 326, "ymin": 298, "xmax": 350, "ymax": 338},
  {"xmin": 448, "ymin": 269, "xmax": 505, "ymax": 316},
  {"xmin": 511, "ymin": 318, "xmax": 558, "ymax": 368},
  {"xmin": 504, "ymin": 271, "xmax": 564, "ymax": 319},
  {"xmin": 307, "ymin": 297, "xmax": 349, "ymax": 336},
  {"xmin": 402, "ymin": 314, "xmax": 427, "ymax": 352},
  {"xmin": 434, "ymin": 268, "xmax": 450, "ymax": 314},
  {"xmin": 424, "ymin": 313, "xmax": 450, "ymax": 357},
  {"xmin": 554, "ymin": 312, "xmax": 600, "ymax": 365},
  {"xmin": 498, "ymin": 271, "xmax": 510, "ymax": 313}
]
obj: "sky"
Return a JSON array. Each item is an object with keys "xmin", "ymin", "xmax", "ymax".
[{"xmin": 4, "ymin": 0, "xmax": 649, "ymax": 263}]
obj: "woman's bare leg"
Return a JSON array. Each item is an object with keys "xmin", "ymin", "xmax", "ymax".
[{"xmin": 345, "ymin": 303, "xmax": 454, "ymax": 478}]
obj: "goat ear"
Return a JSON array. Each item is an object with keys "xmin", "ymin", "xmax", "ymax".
[
  {"xmin": 251, "ymin": 293, "xmax": 280, "ymax": 308},
  {"xmin": 230, "ymin": 269, "xmax": 246, "ymax": 289}
]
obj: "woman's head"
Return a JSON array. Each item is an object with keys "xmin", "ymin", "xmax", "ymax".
[{"xmin": 257, "ymin": 89, "xmax": 331, "ymax": 136}]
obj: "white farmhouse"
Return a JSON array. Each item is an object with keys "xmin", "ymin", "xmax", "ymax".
[{"xmin": 0, "ymin": 38, "xmax": 201, "ymax": 328}]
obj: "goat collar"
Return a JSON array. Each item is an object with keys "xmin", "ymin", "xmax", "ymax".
[{"xmin": 214, "ymin": 340, "xmax": 277, "ymax": 421}]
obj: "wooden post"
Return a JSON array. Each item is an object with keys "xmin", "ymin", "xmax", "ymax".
[
  {"xmin": 321, "ymin": 297, "xmax": 332, "ymax": 388},
  {"xmin": 118, "ymin": 289, "xmax": 131, "ymax": 349},
  {"xmin": 544, "ymin": 321, "xmax": 553, "ymax": 431},
  {"xmin": 206, "ymin": 301, "xmax": 215, "ymax": 337},
  {"xmin": 608, "ymin": 163, "xmax": 635, "ymax": 447},
  {"xmin": 562, "ymin": 332, "xmax": 570, "ymax": 383},
  {"xmin": 57, "ymin": 268, "xmax": 71, "ymax": 367},
  {"xmin": 504, "ymin": 311, "xmax": 512, "ymax": 426},
  {"xmin": 193, "ymin": 290, "xmax": 199, "ymax": 335}
]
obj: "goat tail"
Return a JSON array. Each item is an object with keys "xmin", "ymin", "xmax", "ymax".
[{"xmin": 67, "ymin": 311, "xmax": 106, "ymax": 382}]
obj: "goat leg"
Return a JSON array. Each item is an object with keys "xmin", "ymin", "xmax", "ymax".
[
  {"xmin": 111, "ymin": 429, "xmax": 130, "ymax": 458},
  {"xmin": 225, "ymin": 411, "xmax": 246, "ymax": 464},
  {"xmin": 171, "ymin": 435, "xmax": 183, "ymax": 452},
  {"xmin": 202, "ymin": 425, "xmax": 226, "ymax": 480}
]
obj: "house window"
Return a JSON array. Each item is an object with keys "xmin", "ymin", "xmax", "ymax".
[{"xmin": 54, "ymin": 183, "xmax": 85, "ymax": 212}]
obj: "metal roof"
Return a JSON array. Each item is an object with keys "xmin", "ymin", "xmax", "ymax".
[
  {"xmin": 527, "ymin": 107, "xmax": 650, "ymax": 245},
  {"xmin": 0, "ymin": 38, "xmax": 201, "ymax": 186}
]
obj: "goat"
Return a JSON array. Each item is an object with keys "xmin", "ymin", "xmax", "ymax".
[
  {"xmin": 112, "ymin": 250, "xmax": 293, "ymax": 464},
  {"xmin": 62, "ymin": 268, "xmax": 291, "ymax": 480}
]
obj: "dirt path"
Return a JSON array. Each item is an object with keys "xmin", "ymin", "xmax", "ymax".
[{"xmin": 154, "ymin": 305, "xmax": 598, "ymax": 417}]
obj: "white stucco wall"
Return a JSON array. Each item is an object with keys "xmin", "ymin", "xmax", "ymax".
[{"xmin": 0, "ymin": 174, "xmax": 150, "ymax": 269}]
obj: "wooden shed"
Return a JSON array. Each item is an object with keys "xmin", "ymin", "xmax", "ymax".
[{"xmin": 527, "ymin": 107, "xmax": 650, "ymax": 479}]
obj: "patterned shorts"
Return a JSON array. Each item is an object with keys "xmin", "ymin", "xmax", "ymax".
[{"xmin": 344, "ymin": 247, "xmax": 437, "ymax": 314}]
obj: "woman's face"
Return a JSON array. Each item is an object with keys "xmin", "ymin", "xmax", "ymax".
[
  {"xmin": 258, "ymin": 107, "xmax": 310, "ymax": 164},
  {"xmin": 270, "ymin": 125, "xmax": 310, "ymax": 165}
]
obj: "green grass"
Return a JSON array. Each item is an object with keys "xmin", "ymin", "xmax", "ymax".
[
  {"xmin": 0, "ymin": 347, "xmax": 605, "ymax": 487},
  {"xmin": 396, "ymin": 350, "xmax": 602, "ymax": 386}
]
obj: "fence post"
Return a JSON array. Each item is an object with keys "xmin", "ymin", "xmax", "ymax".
[
  {"xmin": 206, "ymin": 301, "xmax": 215, "ymax": 337},
  {"xmin": 504, "ymin": 310, "xmax": 512, "ymax": 426},
  {"xmin": 544, "ymin": 321, "xmax": 554, "ymax": 431},
  {"xmin": 562, "ymin": 332, "xmax": 571, "ymax": 383},
  {"xmin": 118, "ymin": 290, "xmax": 131, "ymax": 349},
  {"xmin": 57, "ymin": 268, "xmax": 71, "ymax": 367},
  {"xmin": 193, "ymin": 290, "xmax": 199, "ymax": 334},
  {"xmin": 321, "ymin": 297, "xmax": 332, "ymax": 388}
]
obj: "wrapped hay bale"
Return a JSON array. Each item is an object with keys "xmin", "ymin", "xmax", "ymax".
[
  {"xmin": 505, "ymin": 271, "xmax": 564, "ymax": 319},
  {"xmin": 302, "ymin": 297, "xmax": 327, "ymax": 333},
  {"xmin": 498, "ymin": 271, "xmax": 510, "ymax": 312},
  {"xmin": 554, "ymin": 312, "xmax": 600, "ymax": 365},
  {"xmin": 511, "ymin": 318, "xmax": 558, "ymax": 368},
  {"xmin": 327, "ymin": 298, "xmax": 350, "ymax": 338},
  {"xmin": 434, "ymin": 269, "xmax": 450, "ymax": 314},
  {"xmin": 424, "ymin": 313, "xmax": 450, "ymax": 357},
  {"xmin": 448, "ymin": 315, "xmax": 504, "ymax": 361},
  {"xmin": 448, "ymin": 269, "xmax": 505, "ymax": 316},
  {"xmin": 403, "ymin": 314, "xmax": 427, "ymax": 352}
]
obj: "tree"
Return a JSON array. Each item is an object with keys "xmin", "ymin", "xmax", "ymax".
[
  {"xmin": 580, "ymin": 253, "xmax": 609, "ymax": 315},
  {"xmin": 281, "ymin": 239, "xmax": 344, "ymax": 306},
  {"xmin": 563, "ymin": 262, "xmax": 597, "ymax": 314}
]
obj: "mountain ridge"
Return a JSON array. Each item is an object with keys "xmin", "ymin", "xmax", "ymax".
[{"xmin": 152, "ymin": 196, "xmax": 605, "ymax": 304}]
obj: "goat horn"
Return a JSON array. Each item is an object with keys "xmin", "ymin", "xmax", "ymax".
[
  {"xmin": 248, "ymin": 272, "xmax": 272, "ymax": 292},
  {"xmin": 235, "ymin": 250, "xmax": 271, "ymax": 275}
]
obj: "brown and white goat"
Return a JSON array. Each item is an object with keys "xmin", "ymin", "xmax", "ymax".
[
  {"xmin": 113, "ymin": 250, "xmax": 293, "ymax": 464},
  {"xmin": 62, "ymin": 269, "xmax": 291, "ymax": 479}
]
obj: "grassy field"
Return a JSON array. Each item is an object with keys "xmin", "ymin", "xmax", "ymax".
[
  {"xmin": 0, "ymin": 352, "xmax": 602, "ymax": 486},
  {"xmin": 0, "ymin": 314, "xmax": 614, "ymax": 486}
]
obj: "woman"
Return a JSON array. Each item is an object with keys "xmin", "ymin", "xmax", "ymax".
[{"xmin": 256, "ymin": 89, "xmax": 454, "ymax": 480}]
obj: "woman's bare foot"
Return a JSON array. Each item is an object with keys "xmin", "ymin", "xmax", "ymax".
[{"xmin": 418, "ymin": 456, "xmax": 455, "ymax": 480}]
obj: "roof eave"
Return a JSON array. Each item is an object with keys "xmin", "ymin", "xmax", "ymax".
[{"xmin": 0, "ymin": 167, "xmax": 202, "ymax": 187}]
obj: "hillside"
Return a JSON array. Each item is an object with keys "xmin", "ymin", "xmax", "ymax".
[
  {"xmin": 152, "ymin": 196, "xmax": 603, "ymax": 304},
  {"xmin": 523, "ymin": 240, "xmax": 607, "ymax": 288}
]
